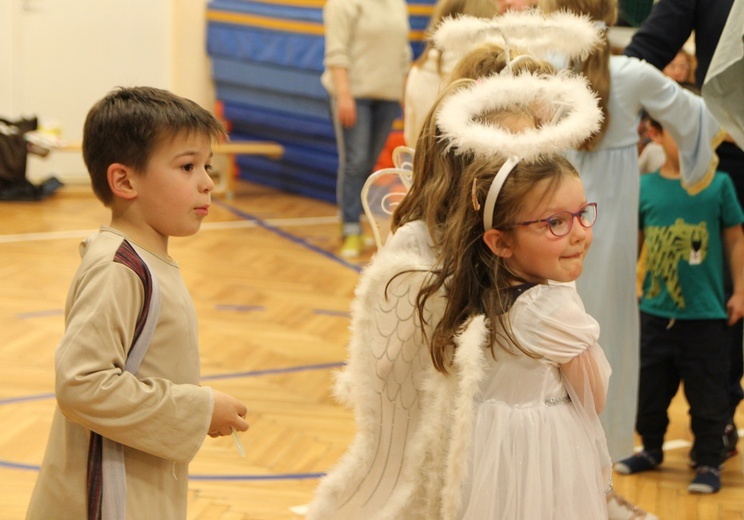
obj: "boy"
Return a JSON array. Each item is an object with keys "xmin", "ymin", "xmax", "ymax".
[
  {"xmin": 26, "ymin": 87, "xmax": 249, "ymax": 519},
  {"xmin": 614, "ymin": 103, "xmax": 744, "ymax": 494}
]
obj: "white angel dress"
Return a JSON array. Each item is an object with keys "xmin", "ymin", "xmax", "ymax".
[
  {"xmin": 306, "ymin": 220, "xmax": 451, "ymax": 520},
  {"xmin": 441, "ymin": 283, "xmax": 612, "ymax": 520}
]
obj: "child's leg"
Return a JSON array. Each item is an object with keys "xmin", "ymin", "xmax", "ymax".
[
  {"xmin": 680, "ymin": 319, "xmax": 729, "ymax": 469},
  {"xmin": 636, "ymin": 312, "xmax": 681, "ymax": 453}
]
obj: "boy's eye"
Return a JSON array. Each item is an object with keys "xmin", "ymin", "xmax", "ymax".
[
  {"xmin": 205, "ymin": 163, "xmax": 214, "ymax": 173},
  {"xmin": 182, "ymin": 163, "xmax": 194, "ymax": 172}
]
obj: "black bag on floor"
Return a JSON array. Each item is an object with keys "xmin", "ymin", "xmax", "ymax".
[{"xmin": 0, "ymin": 116, "xmax": 62, "ymax": 201}]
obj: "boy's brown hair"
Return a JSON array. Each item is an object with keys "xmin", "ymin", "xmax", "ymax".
[{"xmin": 82, "ymin": 86, "xmax": 226, "ymax": 206}]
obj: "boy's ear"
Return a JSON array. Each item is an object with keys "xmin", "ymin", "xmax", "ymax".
[
  {"xmin": 483, "ymin": 229, "xmax": 513, "ymax": 258},
  {"xmin": 108, "ymin": 163, "xmax": 137, "ymax": 200}
]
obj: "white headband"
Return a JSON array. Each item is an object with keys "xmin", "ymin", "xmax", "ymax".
[{"xmin": 483, "ymin": 157, "xmax": 520, "ymax": 230}]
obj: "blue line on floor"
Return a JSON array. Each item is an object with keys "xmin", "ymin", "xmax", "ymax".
[
  {"xmin": 213, "ymin": 200, "xmax": 363, "ymax": 273},
  {"xmin": 313, "ymin": 309, "xmax": 350, "ymax": 317},
  {"xmin": 0, "ymin": 459, "xmax": 326, "ymax": 481},
  {"xmin": 0, "ymin": 460, "xmax": 39, "ymax": 471},
  {"xmin": 200, "ymin": 362, "xmax": 345, "ymax": 381},
  {"xmin": 0, "ymin": 392, "xmax": 55, "ymax": 405},
  {"xmin": 0, "ymin": 364, "xmax": 344, "ymax": 404},
  {"xmin": 189, "ymin": 472, "xmax": 325, "ymax": 481},
  {"xmin": 214, "ymin": 304, "xmax": 266, "ymax": 312}
]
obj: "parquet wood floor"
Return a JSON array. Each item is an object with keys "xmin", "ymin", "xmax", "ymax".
[{"xmin": 0, "ymin": 180, "xmax": 742, "ymax": 519}]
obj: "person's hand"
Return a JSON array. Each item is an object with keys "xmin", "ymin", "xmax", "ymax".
[
  {"xmin": 337, "ymin": 93, "xmax": 357, "ymax": 128},
  {"xmin": 209, "ymin": 389, "xmax": 249, "ymax": 437},
  {"xmin": 726, "ymin": 291, "xmax": 744, "ymax": 325}
]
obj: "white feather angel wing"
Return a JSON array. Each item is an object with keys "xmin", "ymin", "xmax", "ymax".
[
  {"xmin": 307, "ymin": 255, "xmax": 446, "ymax": 520},
  {"xmin": 361, "ymin": 167, "xmax": 412, "ymax": 249}
]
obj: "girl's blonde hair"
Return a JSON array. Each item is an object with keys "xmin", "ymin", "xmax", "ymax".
[
  {"xmin": 417, "ymin": 153, "xmax": 580, "ymax": 373},
  {"xmin": 538, "ymin": 0, "xmax": 617, "ymax": 150},
  {"xmin": 413, "ymin": 0, "xmax": 499, "ymax": 75},
  {"xmin": 450, "ymin": 41, "xmax": 556, "ymax": 80},
  {"xmin": 392, "ymin": 43, "xmax": 556, "ymax": 241}
]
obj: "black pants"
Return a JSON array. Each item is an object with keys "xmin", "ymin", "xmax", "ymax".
[
  {"xmin": 637, "ymin": 312, "xmax": 729, "ymax": 467},
  {"xmin": 719, "ymin": 142, "xmax": 744, "ymax": 422},
  {"xmin": 726, "ymin": 318, "xmax": 743, "ymax": 420}
]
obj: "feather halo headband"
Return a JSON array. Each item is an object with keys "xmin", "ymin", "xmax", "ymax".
[
  {"xmin": 436, "ymin": 71, "xmax": 602, "ymax": 229},
  {"xmin": 436, "ymin": 71, "xmax": 602, "ymax": 161},
  {"xmin": 431, "ymin": 10, "xmax": 603, "ymax": 63}
]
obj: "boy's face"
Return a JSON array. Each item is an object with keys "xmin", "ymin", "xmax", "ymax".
[
  {"xmin": 130, "ymin": 131, "xmax": 215, "ymax": 242},
  {"xmin": 663, "ymin": 51, "xmax": 691, "ymax": 83},
  {"xmin": 648, "ymin": 124, "xmax": 679, "ymax": 164}
]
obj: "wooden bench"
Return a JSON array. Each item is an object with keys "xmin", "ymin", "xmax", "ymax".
[{"xmin": 56, "ymin": 140, "xmax": 285, "ymax": 200}]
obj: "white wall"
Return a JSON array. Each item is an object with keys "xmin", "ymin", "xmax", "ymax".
[
  {"xmin": 0, "ymin": 1, "xmax": 13, "ymax": 117},
  {"xmin": 172, "ymin": 0, "xmax": 216, "ymax": 110},
  {"xmin": 1, "ymin": 0, "xmax": 216, "ymax": 182}
]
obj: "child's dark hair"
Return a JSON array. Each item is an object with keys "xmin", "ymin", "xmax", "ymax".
[
  {"xmin": 82, "ymin": 86, "xmax": 226, "ymax": 205},
  {"xmin": 417, "ymin": 153, "xmax": 580, "ymax": 373}
]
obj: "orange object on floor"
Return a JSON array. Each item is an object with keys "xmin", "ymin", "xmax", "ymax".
[{"xmin": 374, "ymin": 130, "xmax": 406, "ymax": 171}]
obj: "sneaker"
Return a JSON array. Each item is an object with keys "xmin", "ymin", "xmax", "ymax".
[
  {"xmin": 606, "ymin": 491, "xmax": 659, "ymax": 520},
  {"xmin": 613, "ymin": 450, "xmax": 662, "ymax": 475},
  {"xmin": 688, "ymin": 466, "xmax": 721, "ymax": 494},
  {"xmin": 340, "ymin": 234, "xmax": 362, "ymax": 259}
]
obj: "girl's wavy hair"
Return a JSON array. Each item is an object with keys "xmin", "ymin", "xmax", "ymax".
[
  {"xmin": 417, "ymin": 153, "xmax": 580, "ymax": 373},
  {"xmin": 538, "ymin": 0, "xmax": 617, "ymax": 151}
]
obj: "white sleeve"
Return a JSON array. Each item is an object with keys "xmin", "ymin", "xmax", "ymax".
[
  {"xmin": 633, "ymin": 59, "xmax": 722, "ymax": 193},
  {"xmin": 513, "ymin": 284, "xmax": 600, "ymax": 364}
]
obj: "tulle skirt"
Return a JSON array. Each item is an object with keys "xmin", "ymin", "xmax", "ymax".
[{"xmin": 459, "ymin": 398, "xmax": 608, "ymax": 520}]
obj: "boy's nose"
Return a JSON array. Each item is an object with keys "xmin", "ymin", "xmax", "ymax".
[{"xmin": 202, "ymin": 169, "xmax": 215, "ymax": 192}]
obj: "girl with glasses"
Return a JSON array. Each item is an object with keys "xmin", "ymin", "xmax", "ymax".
[{"xmin": 408, "ymin": 75, "xmax": 613, "ymax": 518}]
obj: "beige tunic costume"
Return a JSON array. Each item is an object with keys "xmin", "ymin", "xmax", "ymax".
[{"xmin": 27, "ymin": 228, "xmax": 213, "ymax": 520}]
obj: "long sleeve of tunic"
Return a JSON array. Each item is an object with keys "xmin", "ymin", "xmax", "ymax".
[
  {"xmin": 321, "ymin": 0, "xmax": 411, "ymax": 101},
  {"xmin": 26, "ymin": 228, "xmax": 213, "ymax": 520}
]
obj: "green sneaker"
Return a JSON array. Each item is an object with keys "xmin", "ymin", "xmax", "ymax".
[{"xmin": 340, "ymin": 234, "xmax": 362, "ymax": 259}]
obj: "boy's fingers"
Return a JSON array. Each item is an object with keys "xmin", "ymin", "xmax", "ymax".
[{"xmin": 235, "ymin": 417, "xmax": 249, "ymax": 431}]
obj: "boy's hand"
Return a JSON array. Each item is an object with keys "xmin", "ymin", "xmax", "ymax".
[
  {"xmin": 726, "ymin": 292, "xmax": 744, "ymax": 325},
  {"xmin": 209, "ymin": 389, "xmax": 249, "ymax": 438}
]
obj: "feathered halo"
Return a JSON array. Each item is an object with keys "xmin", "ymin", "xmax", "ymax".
[
  {"xmin": 431, "ymin": 10, "xmax": 604, "ymax": 63},
  {"xmin": 436, "ymin": 71, "xmax": 602, "ymax": 161},
  {"xmin": 436, "ymin": 71, "xmax": 602, "ymax": 230}
]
